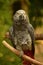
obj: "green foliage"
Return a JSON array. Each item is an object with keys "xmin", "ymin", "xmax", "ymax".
[{"xmin": 0, "ymin": 0, "xmax": 22, "ymax": 64}]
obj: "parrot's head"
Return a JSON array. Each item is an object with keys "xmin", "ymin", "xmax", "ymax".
[
  {"xmin": 13, "ymin": 10, "xmax": 29, "ymax": 27},
  {"xmin": 13, "ymin": 10, "xmax": 29, "ymax": 30}
]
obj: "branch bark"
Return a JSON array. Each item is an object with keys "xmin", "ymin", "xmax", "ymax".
[
  {"xmin": 35, "ymin": 34, "xmax": 43, "ymax": 40},
  {"xmin": 5, "ymin": 32, "xmax": 43, "ymax": 40},
  {"xmin": 2, "ymin": 40, "xmax": 43, "ymax": 65}
]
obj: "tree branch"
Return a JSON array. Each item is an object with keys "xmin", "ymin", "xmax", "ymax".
[
  {"xmin": 2, "ymin": 40, "xmax": 43, "ymax": 65},
  {"xmin": 5, "ymin": 32, "xmax": 43, "ymax": 40},
  {"xmin": 35, "ymin": 34, "xmax": 43, "ymax": 40}
]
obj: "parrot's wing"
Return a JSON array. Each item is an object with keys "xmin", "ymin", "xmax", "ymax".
[
  {"xmin": 28, "ymin": 24, "xmax": 35, "ymax": 41},
  {"xmin": 28, "ymin": 23, "xmax": 35, "ymax": 55},
  {"xmin": 9, "ymin": 26, "xmax": 16, "ymax": 48}
]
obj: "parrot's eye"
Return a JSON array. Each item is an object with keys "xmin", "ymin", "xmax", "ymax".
[
  {"xmin": 15, "ymin": 21, "xmax": 20, "ymax": 25},
  {"xmin": 16, "ymin": 21, "xmax": 18, "ymax": 24}
]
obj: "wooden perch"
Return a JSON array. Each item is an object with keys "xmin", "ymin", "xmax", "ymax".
[
  {"xmin": 2, "ymin": 40, "xmax": 43, "ymax": 65},
  {"xmin": 5, "ymin": 32, "xmax": 43, "ymax": 40},
  {"xmin": 35, "ymin": 34, "xmax": 43, "ymax": 40}
]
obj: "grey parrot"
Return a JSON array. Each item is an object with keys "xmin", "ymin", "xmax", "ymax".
[{"xmin": 9, "ymin": 10, "xmax": 35, "ymax": 65}]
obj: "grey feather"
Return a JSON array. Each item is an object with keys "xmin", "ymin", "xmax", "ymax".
[{"xmin": 9, "ymin": 10, "xmax": 35, "ymax": 56}]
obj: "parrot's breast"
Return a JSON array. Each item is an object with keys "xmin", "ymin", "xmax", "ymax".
[{"xmin": 15, "ymin": 30, "xmax": 32, "ymax": 50}]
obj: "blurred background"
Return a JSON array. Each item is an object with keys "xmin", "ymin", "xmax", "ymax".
[{"xmin": 0, "ymin": 0, "xmax": 43, "ymax": 65}]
